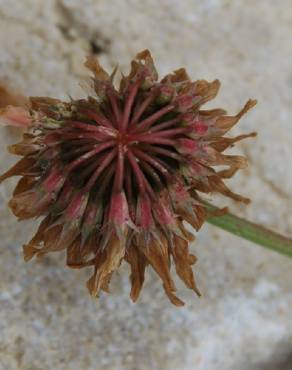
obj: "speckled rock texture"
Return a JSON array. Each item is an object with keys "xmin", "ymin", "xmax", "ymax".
[{"xmin": 1, "ymin": 1, "xmax": 292, "ymax": 369}]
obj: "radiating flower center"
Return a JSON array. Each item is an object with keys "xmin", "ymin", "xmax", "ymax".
[{"xmin": 116, "ymin": 132, "xmax": 135, "ymax": 146}]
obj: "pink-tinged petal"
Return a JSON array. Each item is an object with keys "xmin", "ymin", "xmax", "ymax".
[
  {"xmin": 169, "ymin": 179, "xmax": 189, "ymax": 204},
  {"xmin": 181, "ymin": 112, "xmax": 195, "ymax": 125},
  {"xmin": 181, "ymin": 159, "xmax": 213, "ymax": 183},
  {"xmin": 190, "ymin": 121, "xmax": 208, "ymax": 135},
  {"xmin": 0, "ymin": 106, "xmax": 32, "ymax": 127},
  {"xmin": 64, "ymin": 192, "xmax": 88, "ymax": 221},
  {"xmin": 177, "ymin": 138, "xmax": 199, "ymax": 154},
  {"xmin": 175, "ymin": 95, "xmax": 193, "ymax": 112},
  {"xmin": 83, "ymin": 202, "xmax": 100, "ymax": 227},
  {"xmin": 136, "ymin": 195, "xmax": 153, "ymax": 230},
  {"xmin": 153, "ymin": 193, "xmax": 176, "ymax": 228},
  {"xmin": 109, "ymin": 191, "xmax": 131, "ymax": 229},
  {"xmin": 52, "ymin": 182, "xmax": 74, "ymax": 213},
  {"xmin": 42, "ymin": 166, "xmax": 65, "ymax": 193},
  {"xmin": 81, "ymin": 201, "xmax": 103, "ymax": 242},
  {"xmin": 156, "ymin": 85, "xmax": 175, "ymax": 105}
]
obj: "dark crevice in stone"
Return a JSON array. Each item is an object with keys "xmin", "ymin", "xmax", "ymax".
[
  {"xmin": 90, "ymin": 39, "xmax": 108, "ymax": 55},
  {"xmin": 55, "ymin": 0, "xmax": 111, "ymax": 55},
  {"xmin": 253, "ymin": 341, "xmax": 292, "ymax": 370}
]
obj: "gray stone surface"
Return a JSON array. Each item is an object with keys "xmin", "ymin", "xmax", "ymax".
[{"xmin": 1, "ymin": 1, "xmax": 292, "ymax": 369}]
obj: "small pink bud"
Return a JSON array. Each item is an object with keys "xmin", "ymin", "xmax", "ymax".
[
  {"xmin": 191, "ymin": 121, "xmax": 208, "ymax": 135},
  {"xmin": 182, "ymin": 159, "xmax": 210, "ymax": 182},
  {"xmin": 181, "ymin": 112, "xmax": 195, "ymax": 125},
  {"xmin": 156, "ymin": 85, "xmax": 175, "ymax": 105},
  {"xmin": 177, "ymin": 138, "xmax": 199, "ymax": 154},
  {"xmin": 170, "ymin": 180, "xmax": 189, "ymax": 204},
  {"xmin": 175, "ymin": 95, "xmax": 193, "ymax": 112}
]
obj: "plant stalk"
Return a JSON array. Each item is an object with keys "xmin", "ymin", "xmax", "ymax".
[{"xmin": 205, "ymin": 203, "xmax": 292, "ymax": 258}]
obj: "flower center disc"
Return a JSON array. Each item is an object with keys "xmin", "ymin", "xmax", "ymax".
[{"xmin": 117, "ymin": 132, "xmax": 134, "ymax": 147}]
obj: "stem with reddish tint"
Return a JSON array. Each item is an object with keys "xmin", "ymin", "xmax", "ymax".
[
  {"xmin": 107, "ymin": 88, "xmax": 122, "ymax": 126},
  {"xmin": 67, "ymin": 140, "xmax": 115, "ymax": 172},
  {"xmin": 113, "ymin": 144, "xmax": 125, "ymax": 192},
  {"xmin": 59, "ymin": 131, "xmax": 111, "ymax": 142},
  {"xmin": 124, "ymin": 164, "xmax": 136, "ymax": 219},
  {"xmin": 130, "ymin": 93, "xmax": 156, "ymax": 126},
  {"xmin": 85, "ymin": 148, "xmax": 117, "ymax": 191},
  {"xmin": 149, "ymin": 117, "xmax": 181, "ymax": 132},
  {"xmin": 97, "ymin": 163, "xmax": 116, "ymax": 196},
  {"xmin": 144, "ymin": 145, "xmax": 183, "ymax": 161},
  {"xmin": 131, "ymin": 104, "xmax": 175, "ymax": 133},
  {"xmin": 133, "ymin": 136, "xmax": 176, "ymax": 146},
  {"xmin": 145, "ymin": 127, "xmax": 191, "ymax": 138},
  {"xmin": 132, "ymin": 148, "xmax": 170, "ymax": 178},
  {"xmin": 121, "ymin": 81, "xmax": 140, "ymax": 132},
  {"xmin": 126, "ymin": 149, "xmax": 155, "ymax": 198},
  {"xmin": 82, "ymin": 109, "xmax": 114, "ymax": 129},
  {"xmin": 139, "ymin": 160, "xmax": 163, "ymax": 188}
]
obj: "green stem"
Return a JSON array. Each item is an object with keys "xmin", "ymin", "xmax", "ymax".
[{"xmin": 205, "ymin": 202, "xmax": 292, "ymax": 258}]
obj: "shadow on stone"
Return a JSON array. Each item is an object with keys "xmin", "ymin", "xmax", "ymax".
[{"xmin": 255, "ymin": 340, "xmax": 292, "ymax": 370}]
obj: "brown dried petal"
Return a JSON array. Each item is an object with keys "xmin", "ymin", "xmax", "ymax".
[
  {"xmin": 138, "ymin": 234, "xmax": 183, "ymax": 306},
  {"xmin": 84, "ymin": 55, "xmax": 109, "ymax": 81},
  {"xmin": 192, "ymin": 79, "xmax": 221, "ymax": 107},
  {"xmin": 215, "ymin": 99, "xmax": 257, "ymax": 133},
  {"xmin": 0, "ymin": 157, "xmax": 35, "ymax": 183},
  {"xmin": 23, "ymin": 216, "xmax": 52, "ymax": 261},
  {"xmin": 87, "ymin": 235, "xmax": 125, "ymax": 297},
  {"xmin": 13, "ymin": 176, "xmax": 36, "ymax": 196},
  {"xmin": 125, "ymin": 245, "xmax": 147, "ymax": 302},
  {"xmin": 161, "ymin": 68, "xmax": 190, "ymax": 84},
  {"xmin": 172, "ymin": 236, "xmax": 201, "ymax": 295},
  {"xmin": 210, "ymin": 132, "xmax": 257, "ymax": 152}
]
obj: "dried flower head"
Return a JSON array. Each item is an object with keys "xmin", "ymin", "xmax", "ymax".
[{"xmin": 0, "ymin": 50, "xmax": 256, "ymax": 305}]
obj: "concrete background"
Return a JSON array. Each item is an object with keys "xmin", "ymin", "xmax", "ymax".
[{"xmin": 0, "ymin": 1, "xmax": 292, "ymax": 369}]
